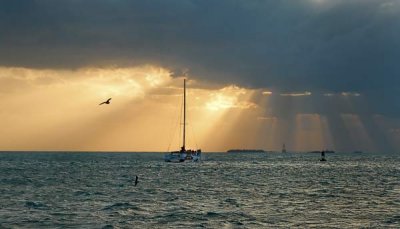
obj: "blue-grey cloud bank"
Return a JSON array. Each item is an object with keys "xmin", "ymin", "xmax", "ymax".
[{"xmin": 1, "ymin": 0, "xmax": 400, "ymax": 115}]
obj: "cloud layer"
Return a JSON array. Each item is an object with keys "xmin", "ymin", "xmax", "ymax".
[{"xmin": 1, "ymin": 0, "xmax": 399, "ymax": 116}]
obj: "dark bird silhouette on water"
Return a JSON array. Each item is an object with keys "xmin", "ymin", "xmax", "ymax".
[
  {"xmin": 134, "ymin": 176, "xmax": 139, "ymax": 186},
  {"xmin": 99, "ymin": 98, "xmax": 112, "ymax": 105}
]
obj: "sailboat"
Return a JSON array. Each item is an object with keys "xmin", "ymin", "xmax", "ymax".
[
  {"xmin": 282, "ymin": 143, "xmax": 287, "ymax": 153},
  {"xmin": 164, "ymin": 79, "xmax": 202, "ymax": 162}
]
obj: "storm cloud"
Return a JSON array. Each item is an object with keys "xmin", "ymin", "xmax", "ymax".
[{"xmin": 1, "ymin": 0, "xmax": 400, "ymax": 115}]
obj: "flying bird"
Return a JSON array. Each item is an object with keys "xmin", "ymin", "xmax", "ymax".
[
  {"xmin": 99, "ymin": 98, "xmax": 112, "ymax": 105},
  {"xmin": 134, "ymin": 176, "xmax": 139, "ymax": 186}
]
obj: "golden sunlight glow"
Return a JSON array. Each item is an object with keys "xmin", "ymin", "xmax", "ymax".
[
  {"xmin": 280, "ymin": 91, "xmax": 311, "ymax": 97},
  {"xmin": 0, "ymin": 66, "xmax": 262, "ymax": 152},
  {"xmin": 257, "ymin": 116, "xmax": 280, "ymax": 150},
  {"xmin": 205, "ymin": 85, "xmax": 257, "ymax": 111},
  {"xmin": 262, "ymin": 91, "xmax": 272, "ymax": 95},
  {"xmin": 206, "ymin": 94, "xmax": 236, "ymax": 111},
  {"xmin": 0, "ymin": 66, "xmax": 396, "ymax": 152},
  {"xmin": 0, "ymin": 66, "xmax": 174, "ymax": 151},
  {"xmin": 185, "ymin": 85, "xmax": 259, "ymax": 151},
  {"xmin": 341, "ymin": 113, "xmax": 375, "ymax": 151}
]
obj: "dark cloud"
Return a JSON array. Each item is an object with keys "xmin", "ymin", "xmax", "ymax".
[{"xmin": 1, "ymin": 0, "xmax": 400, "ymax": 115}]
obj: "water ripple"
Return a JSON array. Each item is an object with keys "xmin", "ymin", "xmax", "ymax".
[{"xmin": 0, "ymin": 152, "xmax": 399, "ymax": 228}]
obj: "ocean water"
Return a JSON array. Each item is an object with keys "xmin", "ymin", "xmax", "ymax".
[{"xmin": 0, "ymin": 152, "xmax": 399, "ymax": 228}]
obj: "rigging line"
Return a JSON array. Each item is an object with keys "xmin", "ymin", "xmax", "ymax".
[
  {"xmin": 176, "ymin": 94, "xmax": 184, "ymax": 150},
  {"xmin": 178, "ymin": 90, "xmax": 184, "ymax": 148},
  {"xmin": 166, "ymin": 94, "xmax": 183, "ymax": 152},
  {"xmin": 189, "ymin": 120, "xmax": 199, "ymax": 150},
  {"xmin": 166, "ymin": 96, "xmax": 178, "ymax": 151},
  {"xmin": 167, "ymin": 111, "xmax": 180, "ymax": 152},
  {"xmin": 185, "ymin": 92, "xmax": 199, "ymax": 149}
]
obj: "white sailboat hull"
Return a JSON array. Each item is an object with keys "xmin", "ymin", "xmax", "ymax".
[
  {"xmin": 164, "ymin": 151, "xmax": 201, "ymax": 163},
  {"xmin": 164, "ymin": 152, "xmax": 186, "ymax": 163}
]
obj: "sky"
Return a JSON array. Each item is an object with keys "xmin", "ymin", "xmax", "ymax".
[{"xmin": 1, "ymin": 0, "xmax": 400, "ymax": 152}]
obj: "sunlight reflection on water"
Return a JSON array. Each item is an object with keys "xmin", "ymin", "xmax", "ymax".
[{"xmin": 0, "ymin": 152, "xmax": 399, "ymax": 228}]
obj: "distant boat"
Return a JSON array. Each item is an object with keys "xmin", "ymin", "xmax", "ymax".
[
  {"xmin": 227, "ymin": 149, "xmax": 265, "ymax": 153},
  {"xmin": 282, "ymin": 143, "xmax": 287, "ymax": 153},
  {"xmin": 164, "ymin": 79, "xmax": 201, "ymax": 163}
]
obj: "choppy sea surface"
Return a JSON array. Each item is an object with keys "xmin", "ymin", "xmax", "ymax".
[{"xmin": 0, "ymin": 152, "xmax": 399, "ymax": 228}]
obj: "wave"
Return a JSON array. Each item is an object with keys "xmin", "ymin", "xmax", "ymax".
[
  {"xmin": 24, "ymin": 201, "xmax": 48, "ymax": 210},
  {"xmin": 102, "ymin": 202, "xmax": 141, "ymax": 211}
]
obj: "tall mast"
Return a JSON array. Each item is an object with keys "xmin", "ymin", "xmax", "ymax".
[{"xmin": 183, "ymin": 79, "xmax": 186, "ymax": 150}]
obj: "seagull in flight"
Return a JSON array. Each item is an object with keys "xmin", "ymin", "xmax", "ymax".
[{"xmin": 99, "ymin": 98, "xmax": 112, "ymax": 105}]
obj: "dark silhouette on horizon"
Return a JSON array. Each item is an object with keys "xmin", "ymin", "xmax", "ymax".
[
  {"xmin": 99, "ymin": 98, "xmax": 111, "ymax": 105},
  {"xmin": 320, "ymin": 151, "xmax": 327, "ymax": 162},
  {"xmin": 134, "ymin": 176, "xmax": 139, "ymax": 186}
]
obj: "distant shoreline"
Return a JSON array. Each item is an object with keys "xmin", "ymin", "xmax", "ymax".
[{"xmin": 227, "ymin": 149, "xmax": 265, "ymax": 153}]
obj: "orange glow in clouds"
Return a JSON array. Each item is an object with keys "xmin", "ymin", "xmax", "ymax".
[
  {"xmin": 0, "ymin": 66, "xmax": 258, "ymax": 151},
  {"xmin": 0, "ymin": 66, "xmax": 398, "ymax": 152}
]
